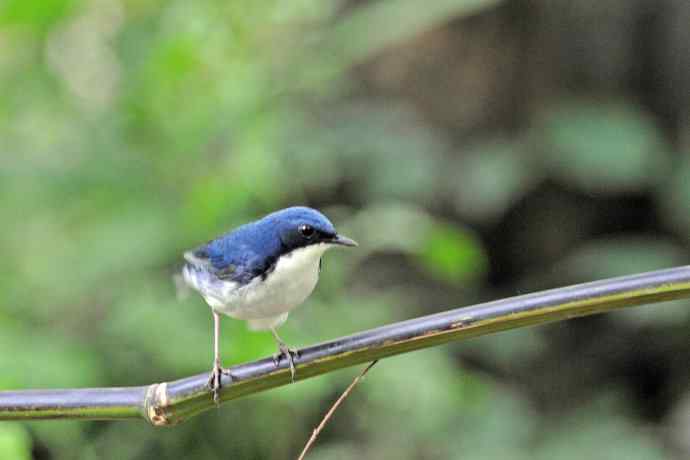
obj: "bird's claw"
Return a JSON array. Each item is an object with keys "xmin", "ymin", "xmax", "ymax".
[
  {"xmin": 272, "ymin": 344, "xmax": 299, "ymax": 382},
  {"xmin": 208, "ymin": 361, "xmax": 231, "ymax": 405}
]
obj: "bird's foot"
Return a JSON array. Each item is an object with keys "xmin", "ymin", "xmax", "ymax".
[
  {"xmin": 208, "ymin": 361, "xmax": 232, "ymax": 405},
  {"xmin": 272, "ymin": 344, "xmax": 299, "ymax": 382}
]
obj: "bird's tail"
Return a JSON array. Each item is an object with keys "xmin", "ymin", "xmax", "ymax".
[{"xmin": 173, "ymin": 271, "xmax": 192, "ymax": 301}]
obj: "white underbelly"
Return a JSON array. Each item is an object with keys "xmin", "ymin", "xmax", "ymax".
[
  {"xmin": 197, "ymin": 244, "xmax": 328, "ymax": 320},
  {"xmin": 218, "ymin": 264, "xmax": 319, "ymax": 320}
]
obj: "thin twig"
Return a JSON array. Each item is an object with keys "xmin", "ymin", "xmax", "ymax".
[
  {"xmin": 297, "ymin": 360, "xmax": 378, "ymax": 460},
  {"xmin": 2, "ymin": 266, "xmax": 690, "ymax": 424}
]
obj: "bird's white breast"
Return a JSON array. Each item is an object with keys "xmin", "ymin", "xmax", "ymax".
[{"xmin": 191, "ymin": 243, "xmax": 331, "ymax": 325}]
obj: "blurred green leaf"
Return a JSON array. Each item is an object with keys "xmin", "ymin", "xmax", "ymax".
[
  {"xmin": 0, "ymin": 320, "xmax": 102, "ymax": 389},
  {"xmin": 557, "ymin": 237, "xmax": 686, "ymax": 281},
  {"xmin": 449, "ymin": 140, "xmax": 541, "ymax": 222},
  {"xmin": 365, "ymin": 351, "xmax": 479, "ymax": 438},
  {"xmin": 0, "ymin": 0, "xmax": 79, "ymax": 31},
  {"xmin": 420, "ymin": 222, "xmax": 487, "ymax": 285},
  {"xmin": 659, "ymin": 152, "xmax": 690, "ymax": 237},
  {"xmin": 348, "ymin": 203, "xmax": 435, "ymax": 254},
  {"xmin": 0, "ymin": 424, "xmax": 31, "ymax": 460},
  {"xmin": 282, "ymin": 102, "xmax": 450, "ymax": 203},
  {"xmin": 539, "ymin": 100, "xmax": 670, "ymax": 193},
  {"xmin": 329, "ymin": 0, "xmax": 503, "ymax": 64},
  {"xmin": 533, "ymin": 397, "xmax": 670, "ymax": 460},
  {"xmin": 461, "ymin": 327, "xmax": 547, "ymax": 368},
  {"xmin": 668, "ymin": 392, "xmax": 690, "ymax": 458},
  {"xmin": 347, "ymin": 203, "xmax": 487, "ymax": 284}
]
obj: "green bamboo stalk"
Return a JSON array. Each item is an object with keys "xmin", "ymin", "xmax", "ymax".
[{"xmin": 2, "ymin": 266, "xmax": 690, "ymax": 426}]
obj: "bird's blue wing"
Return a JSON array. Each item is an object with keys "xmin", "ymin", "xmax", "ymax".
[
  {"xmin": 184, "ymin": 218, "xmax": 286, "ymax": 285},
  {"xmin": 184, "ymin": 239, "xmax": 272, "ymax": 285},
  {"xmin": 184, "ymin": 243, "xmax": 241, "ymax": 282}
]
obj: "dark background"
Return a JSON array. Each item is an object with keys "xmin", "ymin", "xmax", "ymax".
[{"xmin": 1, "ymin": 0, "xmax": 689, "ymax": 458}]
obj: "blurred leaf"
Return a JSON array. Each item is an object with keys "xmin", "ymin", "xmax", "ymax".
[
  {"xmin": 28, "ymin": 421, "xmax": 91, "ymax": 460},
  {"xmin": 557, "ymin": 237, "xmax": 687, "ymax": 282},
  {"xmin": 0, "ymin": 320, "xmax": 102, "ymax": 389},
  {"xmin": 539, "ymin": 100, "xmax": 670, "ymax": 193},
  {"xmin": 308, "ymin": 442, "xmax": 363, "ymax": 460},
  {"xmin": 0, "ymin": 424, "xmax": 31, "ymax": 460},
  {"xmin": 348, "ymin": 203, "xmax": 435, "ymax": 254},
  {"xmin": 347, "ymin": 203, "xmax": 487, "ymax": 285},
  {"xmin": 329, "ymin": 0, "xmax": 503, "ymax": 64},
  {"xmin": 357, "ymin": 355, "xmax": 537, "ymax": 459},
  {"xmin": 270, "ymin": 0, "xmax": 337, "ymax": 24},
  {"xmin": 659, "ymin": 152, "xmax": 690, "ymax": 237},
  {"xmin": 3, "ymin": 206, "xmax": 173, "ymax": 318},
  {"xmin": 182, "ymin": 178, "xmax": 255, "ymax": 236},
  {"xmin": 420, "ymin": 222, "xmax": 487, "ymax": 285},
  {"xmin": 364, "ymin": 351, "xmax": 480, "ymax": 438},
  {"xmin": 446, "ymin": 383, "xmax": 536, "ymax": 460},
  {"xmin": 461, "ymin": 327, "xmax": 547, "ymax": 368},
  {"xmin": 449, "ymin": 140, "xmax": 541, "ymax": 222},
  {"xmin": 668, "ymin": 391, "xmax": 690, "ymax": 458},
  {"xmin": 533, "ymin": 397, "xmax": 670, "ymax": 460},
  {"xmin": 282, "ymin": 102, "xmax": 450, "ymax": 203},
  {"xmin": 0, "ymin": 0, "xmax": 79, "ymax": 31}
]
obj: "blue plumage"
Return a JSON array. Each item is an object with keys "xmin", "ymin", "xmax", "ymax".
[{"xmin": 185, "ymin": 206, "xmax": 338, "ymax": 285}]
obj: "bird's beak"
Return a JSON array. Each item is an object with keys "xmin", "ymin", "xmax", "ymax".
[{"xmin": 330, "ymin": 234, "xmax": 358, "ymax": 247}]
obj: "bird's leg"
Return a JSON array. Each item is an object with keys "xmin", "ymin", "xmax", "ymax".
[
  {"xmin": 208, "ymin": 311, "xmax": 231, "ymax": 404},
  {"xmin": 270, "ymin": 327, "xmax": 299, "ymax": 382}
]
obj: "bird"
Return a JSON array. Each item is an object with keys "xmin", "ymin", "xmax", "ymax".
[{"xmin": 181, "ymin": 206, "xmax": 358, "ymax": 401}]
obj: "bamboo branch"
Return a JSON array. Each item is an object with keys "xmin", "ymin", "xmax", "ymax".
[{"xmin": 2, "ymin": 266, "xmax": 690, "ymax": 426}]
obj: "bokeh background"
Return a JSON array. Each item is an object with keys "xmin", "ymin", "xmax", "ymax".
[{"xmin": 1, "ymin": 0, "xmax": 690, "ymax": 458}]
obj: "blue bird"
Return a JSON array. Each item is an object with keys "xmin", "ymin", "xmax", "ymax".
[{"xmin": 181, "ymin": 206, "xmax": 357, "ymax": 400}]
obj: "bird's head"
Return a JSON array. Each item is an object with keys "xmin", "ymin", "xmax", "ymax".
[{"xmin": 266, "ymin": 206, "xmax": 357, "ymax": 252}]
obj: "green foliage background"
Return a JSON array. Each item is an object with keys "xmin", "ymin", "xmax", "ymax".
[{"xmin": 1, "ymin": 0, "xmax": 689, "ymax": 459}]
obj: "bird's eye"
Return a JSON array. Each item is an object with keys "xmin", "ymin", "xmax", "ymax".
[{"xmin": 299, "ymin": 224, "xmax": 315, "ymax": 239}]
